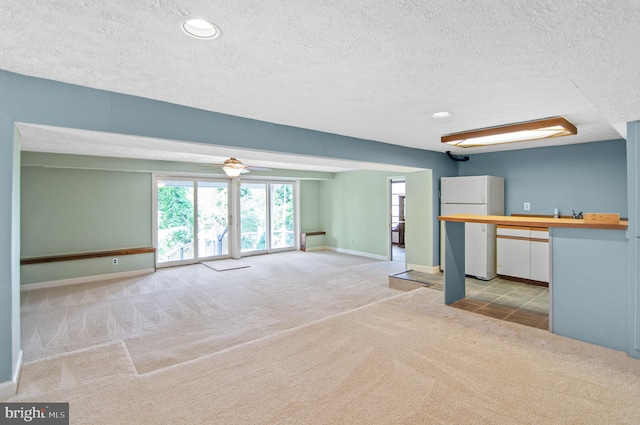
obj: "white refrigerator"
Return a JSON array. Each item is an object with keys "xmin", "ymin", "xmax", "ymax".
[{"xmin": 440, "ymin": 176, "xmax": 504, "ymax": 280}]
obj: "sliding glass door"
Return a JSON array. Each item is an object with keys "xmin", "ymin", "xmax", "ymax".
[
  {"xmin": 197, "ymin": 181, "xmax": 229, "ymax": 259},
  {"xmin": 240, "ymin": 182, "xmax": 267, "ymax": 254},
  {"xmin": 270, "ymin": 182, "xmax": 294, "ymax": 250},
  {"xmin": 157, "ymin": 180, "xmax": 195, "ymax": 263},
  {"xmin": 156, "ymin": 177, "xmax": 295, "ymax": 265},
  {"xmin": 240, "ymin": 181, "xmax": 296, "ymax": 255},
  {"xmin": 156, "ymin": 178, "xmax": 229, "ymax": 266}
]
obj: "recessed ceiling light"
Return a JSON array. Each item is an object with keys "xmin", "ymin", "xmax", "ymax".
[
  {"xmin": 182, "ymin": 19, "xmax": 221, "ymax": 39},
  {"xmin": 431, "ymin": 111, "xmax": 452, "ymax": 118}
]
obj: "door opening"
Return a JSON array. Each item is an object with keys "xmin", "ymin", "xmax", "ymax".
[{"xmin": 391, "ymin": 179, "xmax": 406, "ymax": 262}]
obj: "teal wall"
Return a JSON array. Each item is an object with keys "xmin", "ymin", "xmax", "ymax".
[
  {"xmin": 551, "ymin": 228, "xmax": 629, "ymax": 352},
  {"xmin": 456, "ymin": 137, "xmax": 637, "ymax": 357},
  {"xmin": 458, "ymin": 140, "xmax": 627, "ymax": 217},
  {"xmin": 627, "ymin": 121, "xmax": 640, "ymax": 358},
  {"xmin": 10, "ymin": 128, "xmax": 21, "ymax": 383}
]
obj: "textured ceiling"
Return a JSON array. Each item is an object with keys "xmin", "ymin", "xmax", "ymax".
[{"xmin": 2, "ymin": 0, "xmax": 640, "ymax": 169}]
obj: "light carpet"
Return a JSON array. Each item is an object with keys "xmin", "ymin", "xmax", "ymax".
[
  {"xmin": 8, "ymin": 288, "xmax": 640, "ymax": 424},
  {"xmin": 20, "ymin": 251, "xmax": 405, "ymax": 373},
  {"xmin": 201, "ymin": 259, "xmax": 250, "ymax": 271}
]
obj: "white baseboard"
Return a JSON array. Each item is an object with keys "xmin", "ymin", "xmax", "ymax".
[
  {"xmin": 319, "ymin": 246, "xmax": 387, "ymax": 261},
  {"xmin": 0, "ymin": 349, "xmax": 22, "ymax": 400},
  {"xmin": 20, "ymin": 268, "xmax": 155, "ymax": 292},
  {"xmin": 407, "ymin": 263, "xmax": 441, "ymax": 274}
]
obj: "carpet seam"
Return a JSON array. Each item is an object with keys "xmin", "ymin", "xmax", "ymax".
[{"xmin": 136, "ymin": 288, "xmax": 434, "ymax": 377}]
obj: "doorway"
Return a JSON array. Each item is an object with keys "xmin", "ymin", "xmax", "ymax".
[{"xmin": 390, "ymin": 179, "xmax": 406, "ymax": 262}]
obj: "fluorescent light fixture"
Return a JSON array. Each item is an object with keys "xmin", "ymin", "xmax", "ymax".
[
  {"xmin": 431, "ymin": 111, "xmax": 452, "ymax": 118},
  {"xmin": 441, "ymin": 116, "xmax": 577, "ymax": 148},
  {"xmin": 182, "ymin": 19, "xmax": 220, "ymax": 39}
]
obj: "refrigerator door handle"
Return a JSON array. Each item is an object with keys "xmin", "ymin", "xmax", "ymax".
[{"xmin": 481, "ymin": 224, "xmax": 486, "ymax": 232}]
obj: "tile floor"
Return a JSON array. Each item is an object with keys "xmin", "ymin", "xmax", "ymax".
[{"xmin": 389, "ymin": 270, "xmax": 549, "ymax": 330}]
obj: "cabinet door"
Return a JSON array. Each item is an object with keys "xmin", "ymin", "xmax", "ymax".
[
  {"xmin": 497, "ymin": 237, "xmax": 530, "ymax": 279},
  {"xmin": 497, "ymin": 227, "xmax": 530, "ymax": 280},
  {"xmin": 497, "ymin": 237, "xmax": 531, "ymax": 279},
  {"xmin": 530, "ymin": 240, "xmax": 550, "ymax": 282}
]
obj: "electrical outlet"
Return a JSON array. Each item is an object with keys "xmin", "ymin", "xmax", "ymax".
[
  {"xmin": 524, "ymin": 202, "xmax": 530, "ymax": 211},
  {"xmin": 112, "ymin": 258, "xmax": 118, "ymax": 265}
]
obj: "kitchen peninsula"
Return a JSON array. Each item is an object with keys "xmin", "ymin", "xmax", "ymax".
[{"xmin": 439, "ymin": 213, "xmax": 630, "ymax": 355}]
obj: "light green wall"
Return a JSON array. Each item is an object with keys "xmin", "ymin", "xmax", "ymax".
[
  {"xmin": 300, "ymin": 180, "xmax": 325, "ymax": 249},
  {"xmin": 405, "ymin": 170, "xmax": 434, "ymax": 269},
  {"xmin": 319, "ymin": 169, "xmax": 433, "ymax": 263},
  {"xmin": 20, "ymin": 156, "xmax": 433, "ymax": 284},
  {"xmin": 300, "ymin": 180, "xmax": 322, "ymax": 231},
  {"xmin": 20, "ymin": 166, "xmax": 153, "ymax": 284},
  {"xmin": 21, "ymin": 253, "xmax": 155, "ymax": 285},
  {"xmin": 20, "ymin": 154, "xmax": 337, "ymax": 284},
  {"xmin": 21, "ymin": 166, "xmax": 152, "ymax": 257},
  {"xmin": 319, "ymin": 170, "xmax": 412, "ymax": 258}
]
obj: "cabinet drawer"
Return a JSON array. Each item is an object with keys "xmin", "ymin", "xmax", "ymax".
[
  {"xmin": 530, "ymin": 227, "xmax": 549, "ymax": 240},
  {"xmin": 530, "ymin": 231, "xmax": 549, "ymax": 240},
  {"xmin": 497, "ymin": 226, "xmax": 530, "ymax": 238}
]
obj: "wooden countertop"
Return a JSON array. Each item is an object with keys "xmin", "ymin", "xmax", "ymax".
[{"xmin": 438, "ymin": 214, "xmax": 628, "ymax": 230}]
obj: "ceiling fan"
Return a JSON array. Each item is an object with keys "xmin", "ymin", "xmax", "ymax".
[{"xmin": 201, "ymin": 157, "xmax": 271, "ymax": 177}]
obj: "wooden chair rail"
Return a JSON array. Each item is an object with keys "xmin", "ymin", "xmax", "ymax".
[{"xmin": 21, "ymin": 247, "xmax": 156, "ymax": 265}]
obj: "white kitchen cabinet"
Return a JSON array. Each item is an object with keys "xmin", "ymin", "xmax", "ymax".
[
  {"xmin": 497, "ymin": 231, "xmax": 530, "ymax": 279},
  {"xmin": 530, "ymin": 240, "xmax": 550, "ymax": 282},
  {"xmin": 497, "ymin": 226, "xmax": 549, "ymax": 283}
]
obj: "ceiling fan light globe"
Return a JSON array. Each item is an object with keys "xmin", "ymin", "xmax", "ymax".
[{"xmin": 223, "ymin": 165, "xmax": 244, "ymax": 177}]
